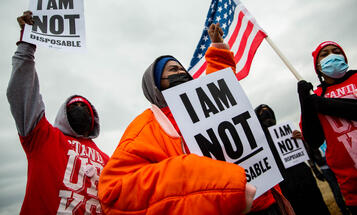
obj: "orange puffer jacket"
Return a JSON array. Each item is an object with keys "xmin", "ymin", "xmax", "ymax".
[{"xmin": 98, "ymin": 47, "xmax": 248, "ymax": 215}]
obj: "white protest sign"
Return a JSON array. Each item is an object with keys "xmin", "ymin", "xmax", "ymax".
[
  {"xmin": 23, "ymin": 0, "xmax": 86, "ymax": 50},
  {"xmin": 162, "ymin": 68, "xmax": 283, "ymax": 198},
  {"xmin": 268, "ymin": 122, "xmax": 309, "ymax": 169}
]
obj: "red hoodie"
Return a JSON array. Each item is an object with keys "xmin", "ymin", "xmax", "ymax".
[{"xmin": 313, "ymin": 72, "xmax": 357, "ymax": 206}]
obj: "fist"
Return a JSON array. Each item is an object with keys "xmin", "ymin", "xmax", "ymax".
[
  {"xmin": 297, "ymin": 80, "xmax": 313, "ymax": 97},
  {"xmin": 208, "ymin": 23, "xmax": 224, "ymax": 43},
  {"xmin": 17, "ymin": 11, "xmax": 34, "ymax": 30}
]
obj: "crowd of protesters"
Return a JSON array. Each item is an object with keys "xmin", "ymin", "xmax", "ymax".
[{"xmin": 6, "ymin": 10, "xmax": 356, "ymax": 215}]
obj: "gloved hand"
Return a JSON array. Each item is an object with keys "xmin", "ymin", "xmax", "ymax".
[
  {"xmin": 297, "ymin": 80, "xmax": 313, "ymax": 98},
  {"xmin": 311, "ymin": 165, "xmax": 325, "ymax": 181}
]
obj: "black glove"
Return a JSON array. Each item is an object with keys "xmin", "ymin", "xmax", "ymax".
[
  {"xmin": 297, "ymin": 80, "xmax": 313, "ymax": 98},
  {"xmin": 311, "ymin": 165, "xmax": 325, "ymax": 181}
]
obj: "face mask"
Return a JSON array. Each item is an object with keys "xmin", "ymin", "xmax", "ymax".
[
  {"xmin": 67, "ymin": 105, "xmax": 92, "ymax": 135},
  {"xmin": 320, "ymin": 54, "xmax": 349, "ymax": 79},
  {"xmin": 259, "ymin": 110, "xmax": 276, "ymax": 128},
  {"xmin": 167, "ymin": 72, "xmax": 193, "ymax": 88}
]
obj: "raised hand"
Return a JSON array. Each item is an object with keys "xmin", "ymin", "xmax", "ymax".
[
  {"xmin": 17, "ymin": 11, "xmax": 34, "ymax": 30},
  {"xmin": 208, "ymin": 23, "xmax": 224, "ymax": 43}
]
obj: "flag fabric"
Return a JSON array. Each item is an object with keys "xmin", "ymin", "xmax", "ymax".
[{"xmin": 188, "ymin": 0, "xmax": 267, "ymax": 80}]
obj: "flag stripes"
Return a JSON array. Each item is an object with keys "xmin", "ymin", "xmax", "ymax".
[{"xmin": 189, "ymin": 0, "xmax": 266, "ymax": 80}]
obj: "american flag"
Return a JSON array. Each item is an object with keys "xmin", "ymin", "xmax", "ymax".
[{"xmin": 188, "ymin": 0, "xmax": 267, "ymax": 80}]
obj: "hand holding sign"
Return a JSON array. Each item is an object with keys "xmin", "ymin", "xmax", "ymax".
[
  {"xmin": 17, "ymin": 11, "xmax": 34, "ymax": 30},
  {"xmin": 292, "ymin": 130, "xmax": 303, "ymax": 139},
  {"xmin": 243, "ymin": 184, "xmax": 256, "ymax": 214},
  {"xmin": 22, "ymin": 0, "xmax": 86, "ymax": 50}
]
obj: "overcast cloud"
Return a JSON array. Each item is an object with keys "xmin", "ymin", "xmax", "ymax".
[{"xmin": 0, "ymin": 0, "xmax": 356, "ymax": 214}]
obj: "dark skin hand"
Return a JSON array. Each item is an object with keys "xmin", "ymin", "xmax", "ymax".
[
  {"xmin": 208, "ymin": 23, "xmax": 224, "ymax": 43},
  {"xmin": 17, "ymin": 10, "xmax": 34, "ymax": 30},
  {"xmin": 292, "ymin": 130, "xmax": 303, "ymax": 139}
]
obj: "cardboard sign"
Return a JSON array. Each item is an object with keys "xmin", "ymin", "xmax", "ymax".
[
  {"xmin": 268, "ymin": 122, "xmax": 309, "ymax": 169},
  {"xmin": 23, "ymin": 0, "xmax": 86, "ymax": 50},
  {"xmin": 162, "ymin": 68, "xmax": 283, "ymax": 198}
]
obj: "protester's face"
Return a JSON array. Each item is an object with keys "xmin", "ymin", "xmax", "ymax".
[
  {"xmin": 68, "ymin": 102, "xmax": 90, "ymax": 114},
  {"xmin": 160, "ymin": 61, "xmax": 187, "ymax": 90},
  {"xmin": 317, "ymin": 45, "xmax": 343, "ymax": 71},
  {"xmin": 258, "ymin": 106, "xmax": 276, "ymax": 127},
  {"xmin": 258, "ymin": 107, "xmax": 269, "ymax": 116},
  {"xmin": 67, "ymin": 102, "xmax": 92, "ymax": 136}
]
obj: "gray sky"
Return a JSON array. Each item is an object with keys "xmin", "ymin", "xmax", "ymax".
[{"xmin": 0, "ymin": 0, "xmax": 356, "ymax": 214}]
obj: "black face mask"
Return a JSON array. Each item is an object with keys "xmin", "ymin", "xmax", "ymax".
[
  {"xmin": 259, "ymin": 110, "xmax": 276, "ymax": 128},
  {"xmin": 167, "ymin": 72, "xmax": 193, "ymax": 89},
  {"xmin": 67, "ymin": 105, "xmax": 92, "ymax": 135}
]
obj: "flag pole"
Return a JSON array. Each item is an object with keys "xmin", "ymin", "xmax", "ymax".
[{"xmin": 265, "ymin": 36, "xmax": 303, "ymax": 81}]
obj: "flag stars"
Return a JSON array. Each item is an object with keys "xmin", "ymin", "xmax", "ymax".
[
  {"xmin": 218, "ymin": 6, "xmax": 223, "ymax": 12},
  {"xmin": 222, "ymin": 23, "xmax": 227, "ymax": 29},
  {"xmin": 229, "ymin": 9, "xmax": 232, "ymax": 15},
  {"xmin": 198, "ymin": 53, "xmax": 203, "ymax": 59},
  {"xmin": 216, "ymin": 16, "xmax": 221, "ymax": 22},
  {"xmin": 224, "ymin": 3, "xmax": 228, "ymax": 9},
  {"xmin": 224, "ymin": 13, "xmax": 228, "ymax": 19},
  {"xmin": 203, "ymin": 35, "xmax": 209, "ymax": 41},
  {"xmin": 200, "ymin": 44, "xmax": 206, "ymax": 50}
]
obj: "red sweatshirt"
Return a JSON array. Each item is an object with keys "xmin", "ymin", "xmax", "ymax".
[{"xmin": 314, "ymin": 72, "xmax": 357, "ymax": 206}]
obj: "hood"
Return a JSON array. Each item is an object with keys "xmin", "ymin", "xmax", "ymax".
[
  {"xmin": 312, "ymin": 41, "xmax": 348, "ymax": 75},
  {"xmin": 254, "ymin": 104, "xmax": 276, "ymax": 128},
  {"xmin": 142, "ymin": 55, "xmax": 187, "ymax": 108},
  {"xmin": 54, "ymin": 95, "xmax": 100, "ymax": 139}
]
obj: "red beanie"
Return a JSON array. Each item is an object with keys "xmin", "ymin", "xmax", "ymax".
[
  {"xmin": 67, "ymin": 96, "xmax": 95, "ymax": 132},
  {"xmin": 312, "ymin": 41, "xmax": 348, "ymax": 74}
]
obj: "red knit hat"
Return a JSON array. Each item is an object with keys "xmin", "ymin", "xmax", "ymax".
[
  {"xmin": 67, "ymin": 96, "xmax": 95, "ymax": 132},
  {"xmin": 312, "ymin": 41, "xmax": 348, "ymax": 74}
]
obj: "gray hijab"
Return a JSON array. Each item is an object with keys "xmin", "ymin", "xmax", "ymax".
[{"xmin": 142, "ymin": 55, "xmax": 186, "ymax": 108}]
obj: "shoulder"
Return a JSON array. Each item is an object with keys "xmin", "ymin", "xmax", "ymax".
[
  {"xmin": 21, "ymin": 114, "xmax": 53, "ymax": 140},
  {"xmin": 20, "ymin": 114, "xmax": 64, "ymax": 153},
  {"xmin": 124, "ymin": 109, "xmax": 155, "ymax": 135},
  {"xmin": 119, "ymin": 109, "xmax": 157, "ymax": 146},
  {"xmin": 348, "ymin": 70, "xmax": 357, "ymax": 78}
]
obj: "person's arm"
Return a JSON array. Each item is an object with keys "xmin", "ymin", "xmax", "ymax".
[
  {"xmin": 98, "ymin": 120, "xmax": 253, "ymax": 214},
  {"xmin": 310, "ymin": 95, "xmax": 357, "ymax": 120},
  {"xmin": 205, "ymin": 23, "xmax": 236, "ymax": 75},
  {"xmin": 297, "ymin": 81, "xmax": 325, "ymax": 149},
  {"xmin": 7, "ymin": 11, "xmax": 45, "ymax": 137}
]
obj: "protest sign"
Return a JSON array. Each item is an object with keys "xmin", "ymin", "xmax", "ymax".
[
  {"xmin": 23, "ymin": 0, "xmax": 86, "ymax": 50},
  {"xmin": 268, "ymin": 122, "xmax": 309, "ymax": 169},
  {"xmin": 162, "ymin": 68, "xmax": 283, "ymax": 198}
]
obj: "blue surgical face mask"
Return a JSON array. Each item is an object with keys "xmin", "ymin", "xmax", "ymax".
[{"xmin": 320, "ymin": 54, "xmax": 349, "ymax": 79}]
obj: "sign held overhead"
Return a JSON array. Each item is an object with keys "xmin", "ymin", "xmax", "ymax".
[{"xmin": 23, "ymin": 0, "xmax": 86, "ymax": 50}]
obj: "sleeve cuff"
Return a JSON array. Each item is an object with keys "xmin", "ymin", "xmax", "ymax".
[{"xmin": 211, "ymin": 43, "xmax": 230, "ymax": 50}]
